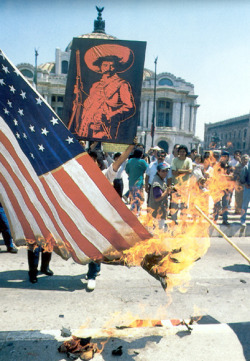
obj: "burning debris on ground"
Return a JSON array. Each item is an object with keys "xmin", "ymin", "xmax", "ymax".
[{"xmin": 58, "ymin": 335, "xmax": 103, "ymax": 360}]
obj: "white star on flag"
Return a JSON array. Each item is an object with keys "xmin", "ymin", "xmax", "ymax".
[
  {"xmin": 2, "ymin": 64, "xmax": 9, "ymax": 73},
  {"xmin": 7, "ymin": 100, "xmax": 12, "ymax": 107},
  {"xmin": 13, "ymin": 119, "xmax": 18, "ymax": 126},
  {"xmin": 16, "ymin": 132, "xmax": 21, "ymax": 139},
  {"xmin": 0, "ymin": 79, "xmax": 5, "ymax": 86},
  {"xmin": 66, "ymin": 136, "xmax": 74, "ymax": 144},
  {"xmin": 9, "ymin": 85, "xmax": 16, "ymax": 93},
  {"xmin": 29, "ymin": 125, "xmax": 35, "ymax": 132},
  {"xmin": 38, "ymin": 144, "xmax": 45, "ymax": 152},
  {"xmin": 18, "ymin": 108, "xmax": 24, "ymax": 116},
  {"xmin": 50, "ymin": 117, "xmax": 59, "ymax": 125},
  {"xmin": 41, "ymin": 128, "xmax": 49, "ymax": 136},
  {"xmin": 3, "ymin": 108, "xmax": 9, "ymax": 115},
  {"xmin": 36, "ymin": 97, "xmax": 43, "ymax": 105},
  {"xmin": 23, "ymin": 133, "xmax": 27, "ymax": 139},
  {"xmin": 20, "ymin": 90, "xmax": 26, "ymax": 99}
]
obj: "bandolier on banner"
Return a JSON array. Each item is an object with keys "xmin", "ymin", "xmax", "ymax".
[{"xmin": 63, "ymin": 38, "xmax": 146, "ymax": 144}]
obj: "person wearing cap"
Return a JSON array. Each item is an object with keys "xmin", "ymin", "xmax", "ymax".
[
  {"xmin": 213, "ymin": 150, "xmax": 233, "ymax": 225},
  {"xmin": 77, "ymin": 44, "xmax": 135, "ymax": 140},
  {"xmin": 148, "ymin": 163, "xmax": 171, "ymax": 230},
  {"xmin": 145, "ymin": 150, "xmax": 171, "ymax": 205}
]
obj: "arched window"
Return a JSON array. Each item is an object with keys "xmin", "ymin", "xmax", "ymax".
[
  {"xmin": 158, "ymin": 140, "xmax": 169, "ymax": 153},
  {"xmin": 158, "ymin": 78, "xmax": 173, "ymax": 86},
  {"xmin": 20, "ymin": 69, "xmax": 33, "ymax": 78},
  {"xmin": 61, "ymin": 60, "xmax": 68, "ymax": 74}
]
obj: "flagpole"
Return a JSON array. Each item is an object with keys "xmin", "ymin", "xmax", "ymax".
[
  {"xmin": 34, "ymin": 48, "xmax": 39, "ymax": 88},
  {"xmin": 151, "ymin": 56, "xmax": 158, "ymax": 147}
]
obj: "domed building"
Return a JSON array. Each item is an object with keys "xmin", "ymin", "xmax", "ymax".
[{"xmin": 17, "ymin": 8, "xmax": 200, "ymax": 153}]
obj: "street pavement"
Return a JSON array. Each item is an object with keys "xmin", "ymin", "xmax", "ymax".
[{"xmin": 0, "ymin": 236, "xmax": 249, "ymax": 361}]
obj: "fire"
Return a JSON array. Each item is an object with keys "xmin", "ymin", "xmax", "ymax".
[{"xmin": 120, "ymin": 154, "xmax": 236, "ymax": 292}]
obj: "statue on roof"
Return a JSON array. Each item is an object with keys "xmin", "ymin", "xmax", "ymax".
[{"xmin": 93, "ymin": 6, "xmax": 105, "ymax": 33}]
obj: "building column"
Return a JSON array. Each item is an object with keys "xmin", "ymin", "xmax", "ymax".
[
  {"xmin": 172, "ymin": 101, "xmax": 179, "ymax": 128},
  {"xmin": 180, "ymin": 102, "xmax": 186, "ymax": 130},
  {"xmin": 189, "ymin": 105, "xmax": 194, "ymax": 132}
]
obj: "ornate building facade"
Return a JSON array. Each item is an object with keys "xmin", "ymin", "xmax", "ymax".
[{"xmin": 16, "ymin": 9, "xmax": 200, "ymax": 154}]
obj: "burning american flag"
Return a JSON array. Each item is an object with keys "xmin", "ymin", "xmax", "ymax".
[{"xmin": 0, "ymin": 50, "xmax": 151, "ymax": 265}]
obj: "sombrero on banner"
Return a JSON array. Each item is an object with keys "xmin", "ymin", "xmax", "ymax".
[{"xmin": 84, "ymin": 43, "xmax": 134, "ymax": 73}]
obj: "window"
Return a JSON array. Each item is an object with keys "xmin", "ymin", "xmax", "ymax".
[
  {"xmin": 51, "ymin": 96, "xmax": 56, "ymax": 102},
  {"xmin": 57, "ymin": 96, "xmax": 64, "ymax": 103},
  {"xmin": 158, "ymin": 78, "xmax": 173, "ymax": 86},
  {"xmin": 61, "ymin": 60, "xmax": 68, "ymax": 74},
  {"xmin": 20, "ymin": 69, "xmax": 33, "ymax": 78},
  {"xmin": 156, "ymin": 99, "xmax": 172, "ymax": 127},
  {"xmin": 244, "ymin": 129, "xmax": 247, "ymax": 139}
]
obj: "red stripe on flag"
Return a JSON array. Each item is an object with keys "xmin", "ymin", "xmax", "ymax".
[
  {"xmin": 0, "ymin": 154, "xmax": 53, "ymax": 239},
  {"xmin": 40, "ymin": 177, "xmax": 104, "ymax": 261},
  {"xmin": 0, "ymin": 175, "xmax": 35, "ymax": 240},
  {"xmin": 76, "ymin": 154, "xmax": 151, "ymax": 242},
  {"xmin": 53, "ymin": 166, "xmax": 132, "ymax": 252}
]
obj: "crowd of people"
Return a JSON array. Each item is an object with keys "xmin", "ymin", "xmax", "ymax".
[{"xmin": 1, "ymin": 140, "xmax": 250, "ymax": 291}]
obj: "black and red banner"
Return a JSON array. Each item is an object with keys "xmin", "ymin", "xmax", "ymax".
[{"xmin": 63, "ymin": 38, "xmax": 146, "ymax": 144}]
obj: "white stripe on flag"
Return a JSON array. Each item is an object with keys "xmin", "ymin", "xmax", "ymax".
[{"xmin": 63, "ymin": 159, "xmax": 141, "ymax": 242}]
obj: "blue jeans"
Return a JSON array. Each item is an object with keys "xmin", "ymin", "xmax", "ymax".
[
  {"xmin": 240, "ymin": 187, "xmax": 250, "ymax": 224},
  {"xmin": 87, "ymin": 262, "xmax": 101, "ymax": 280},
  {"xmin": 214, "ymin": 191, "xmax": 230, "ymax": 222},
  {"xmin": 0, "ymin": 206, "xmax": 15, "ymax": 249}
]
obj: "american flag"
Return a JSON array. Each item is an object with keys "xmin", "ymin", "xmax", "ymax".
[{"xmin": 0, "ymin": 50, "xmax": 151, "ymax": 264}]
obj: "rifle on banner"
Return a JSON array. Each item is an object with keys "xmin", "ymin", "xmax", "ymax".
[{"xmin": 67, "ymin": 50, "xmax": 83, "ymax": 131}]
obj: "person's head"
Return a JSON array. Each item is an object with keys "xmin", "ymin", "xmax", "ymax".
[
  {"xmin": 241, "ymin": 154, "xmax": 249, "ymax": 166},
  {"xmin": 220, "ymin": 150, "xmax": 229, "ymax": 164},
  {"xmin": 234, "ymin": 150, "xmax": 242, "ymax": 161},
  {"xmin": 157, "ymin": 162, "xmax": 170, "ymax": 179},
  {"xmin": 172, "ymin": 144, "xmax": 180, "ymax": 157},
  {"xmin": 157, "ymin": 150, "xmax": 166, "ymax": 163},
  {"xmin": 93, "ymin": 56, "xmax": 121, "ymax": 76},
  {"xmin": 78, "ymin": 140, "xmax": 86, "ymax": 149},
  {"xmin": 113, "ymin": 152, "xmax": 121, "ymax": 161},
  {"xmin": 88, "ymin": 151, "xmax": 98, "ymax": 162},
  {"xmin": 135, "ymin": 143, "xmax": 144, "ymax": 151},
  {"xmin": 133, "ymin": 149, "xmax": 143, "ymax": 159},
  {"xmin": 194, "ymin": 154, "xmax": 202, "ymax": 164},
  {"xmin": 178, "ymin": 145, "xmax": 188, "ymax": 159},
  {"xmin": 190, "ymin": 148, "xmax": 198, "ymax": 161}
]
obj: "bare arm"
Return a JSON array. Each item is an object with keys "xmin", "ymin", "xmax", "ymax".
[{"xmin": 112, "ymin": 137, "xmax": 137, "ymax": 172}]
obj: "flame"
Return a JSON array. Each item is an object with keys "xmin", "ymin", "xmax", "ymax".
[{"xmin": 120, "ymin": 156, "xmax": 236, "ymax": 292}]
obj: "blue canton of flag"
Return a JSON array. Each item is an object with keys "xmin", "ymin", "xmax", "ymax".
[{"xmin": 0, "ymin": 50, "xmax": 83, "ymax": 176}]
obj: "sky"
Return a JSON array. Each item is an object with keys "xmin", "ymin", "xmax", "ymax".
[{"xmin": 1, "ymin": 0, "xmax": 250, "ymax": 140}]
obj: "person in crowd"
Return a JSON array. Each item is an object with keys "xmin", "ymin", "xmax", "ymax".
[
  {"xmin": 233, "ymin": 153, "xmax": 246, "ymax": 214},
  {"xmin": 171, "ymin": 145, "xmax": 193, "ymax": 223},
  {"xmin": 27, "ymin": 245, "xmax": 54, "ymax": 284},
  {"xmin": 113, "ymin": 152, "xmax": 125, "ymax": 198},
  {"xmin": 86, "ymin": 139, "xmax": 137, "ymax": 291},
  {"xmin": 192, "ymin": 154, "xmax": 204, "ymax": 181},
  {"xmin": 148, "ymin": 146, "xmax": 163, "ymax": 163},
  {"xmin": 0, "ymin": 203, "xmax": 18, "ymax": 253},
  {"xmin": 125, "ymin": 148, "xmax": 148, "ymax": 215},
  {"xmin": 213, "ymin": 151, "xmax": 233, "ymax": 226},
  {"xmin": 190, "ymin": 148, "xmax": 198, "ymax": 162},
  {"xmin": 165, "ymin": 144, "xmax": 180, "ymax": 165},
  {"xmin": 229, "ymin": 150, "xmax": 242, "ymax": 168},
  {"xmin": 148, "ymin": 163, "xmax": 171, "ymax": 230},
  {"xmin": 239, "ymin": 154, "xmax": 250, "ymax": 227},
  {"xmin": 145, "ymin": 150, "xmax": 170, "ymax": 205}
]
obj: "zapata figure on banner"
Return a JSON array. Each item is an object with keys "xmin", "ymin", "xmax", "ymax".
[{"xmin": 68, "ymin": 43, "xmax": 136, "ymax": 141}]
